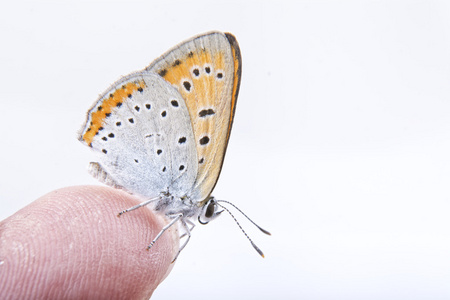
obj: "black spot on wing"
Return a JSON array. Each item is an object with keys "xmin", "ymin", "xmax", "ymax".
[
  {"xmin": 183, "ymin": 81, "xmax": 191, "ymax": 91},
  {"xmin": 158, "ymin": 69, "xmax": 167, "ymax": 77},
  {"xmin": 199, "ymin": 109, "xmax": 215, "ymax": 117},
  {"xmin": 199, "ymin": 136, "xmax": 210, "ymax": 145}
]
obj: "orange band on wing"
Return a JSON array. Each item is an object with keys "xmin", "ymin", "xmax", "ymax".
[
  {"xmin": 82, "ymin": 81, "xmax": 146, "ymax": 146},
  {"xmin": 159, "ymin": 51, "xmax": 225, "ymax": 85}
]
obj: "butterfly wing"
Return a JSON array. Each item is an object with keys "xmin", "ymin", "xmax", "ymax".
[
  {"xmin": 78, "ymin": 73, "xmax": 198, "ymax": 198},
  {"xmin": 146, "ymin": 31, "xmax": 242, "ymax": 203}
]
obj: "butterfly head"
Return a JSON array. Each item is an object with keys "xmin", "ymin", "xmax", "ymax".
[{"xmin": 198, "ymin": 197, "xmax": 223, "ymax": 225}]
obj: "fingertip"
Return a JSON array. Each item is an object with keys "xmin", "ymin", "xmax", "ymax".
[{"xmin": 0, "ymin": 186, "xmax": 178, "ymax": 299}]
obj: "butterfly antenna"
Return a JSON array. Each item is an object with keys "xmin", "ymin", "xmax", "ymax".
[
  {"xmin": 217, "ymin": 200, "xmax": 271, "ymax": 235},
  {"xmin": 216, "ymin": 202, "xmax": 266, "ymax": 258}
]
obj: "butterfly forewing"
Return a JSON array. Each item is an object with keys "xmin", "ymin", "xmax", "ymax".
[
  {"xmin": 78, "ymin": 73, "xmax": 198, "ymax": 198},
  {"xmin": 146, "ymin": 31, "xmax": 241, "ymax": 203}
]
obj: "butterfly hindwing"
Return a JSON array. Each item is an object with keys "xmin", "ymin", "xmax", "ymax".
[{"xmin": 79, "ymin": 73, "xmax": 198, "ymax": 198}]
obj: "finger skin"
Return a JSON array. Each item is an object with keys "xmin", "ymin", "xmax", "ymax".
[{"xmin": 0, "ymin": 186, "xmax": 178, "ymax": 299}]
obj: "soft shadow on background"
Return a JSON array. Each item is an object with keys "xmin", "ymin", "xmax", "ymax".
[{"xmin": 1, "ymin": 1, "xmax": 450, "ymax": 299}]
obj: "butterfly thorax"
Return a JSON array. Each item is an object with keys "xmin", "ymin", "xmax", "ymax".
[{"xmin": 152, "ymin": 193, "xmax": 203, "ymax": 219}]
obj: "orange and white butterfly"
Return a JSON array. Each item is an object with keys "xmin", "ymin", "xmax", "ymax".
[{"xmin": 79, "ymin": 31, "xmax": 269, "ymax": 261}]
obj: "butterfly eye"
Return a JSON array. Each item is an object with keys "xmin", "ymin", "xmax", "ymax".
[
  {"xmin": 199, "ymin": 198, "xmax": 222, "ymax": 224},
  {"xmin": 205, "ymin": 201, "xmax": 215, "ymax": 218}
]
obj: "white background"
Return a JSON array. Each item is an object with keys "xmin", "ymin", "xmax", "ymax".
[{"xmin": 1, "ymin": 1, "xmax": 450, "ymax": 299}]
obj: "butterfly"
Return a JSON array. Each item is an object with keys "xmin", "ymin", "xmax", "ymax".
[{"xmin": 78, "ymin": 31, "xmax": 269, "ymax": 261}]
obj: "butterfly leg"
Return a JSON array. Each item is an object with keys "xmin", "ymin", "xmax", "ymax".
[
  {"xmin": 171, "ymin": 218, "xmax": 192, "ymax": 263},
  {"xmin": 179, "ymin": 219, "xmax": 195, "ymax": 238},
  {"xmin": 117, "ymin": 196, "xmax": 160, "ymax": 216},
  {"xmin": 147, "ymin": 213, "xmax": 183, "ymax": 251}
]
